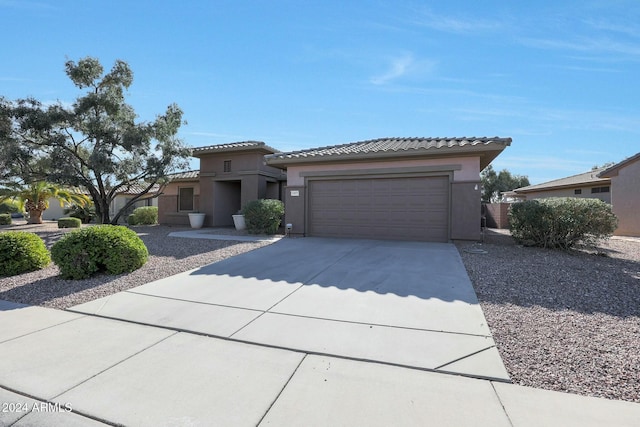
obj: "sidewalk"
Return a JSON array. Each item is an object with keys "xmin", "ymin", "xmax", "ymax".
[{"xmin": 1, "ymin": 301, "xmax": 638, "ymax": 426}]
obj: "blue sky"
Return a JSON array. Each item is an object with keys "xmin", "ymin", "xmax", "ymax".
[{"xmin": 1, "ymin": 0, "xmax": 639, "ymax": 184}]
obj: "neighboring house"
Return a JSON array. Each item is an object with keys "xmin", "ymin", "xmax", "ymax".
[
  {"xmin": 158, "ymin": 142, "xmax": 286, "ymax": 227},
  {"xmin": 599, "ymin": 152, "xmax": 640, "ymax": 237},
  {"xmin": 42, "ymin": 184, "xmax": 159, "ymax": 222},
  {"xmin": 508, "ymin": 168, "xmax": 611, "ymax": 203},
  {"xmin": 264, "ymin": 137, "xmax": 511, "ymax": 242},
  {"xmin": 110, "ymin": 183, "xmax": 160, "ymax": 224}
]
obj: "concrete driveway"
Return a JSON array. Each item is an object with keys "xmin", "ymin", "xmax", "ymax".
[{"xmin": 71, "ymin": 237, "xmax": 508, "ymax": 381}]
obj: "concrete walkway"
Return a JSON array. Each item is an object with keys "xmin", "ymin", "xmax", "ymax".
[
  {"xmin": 1, "ymin": 300, "xmax": 639, "ymax": 426},
  {"xmin": 70, "ymin": 238, "xmax": 508, "ymax": 381}
]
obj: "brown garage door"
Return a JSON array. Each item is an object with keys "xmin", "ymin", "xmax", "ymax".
[{"xmin": 308, "ymin": 176, "xmax": 449, "ymax": 242}]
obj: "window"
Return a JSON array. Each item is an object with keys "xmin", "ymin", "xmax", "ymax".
[
  {"xmin": 178, "ymin": 187, "xmax": 194, "ymax": 211},
  {"xmin": 591, "ymin": 186, "xmax": 610, "ymax": 194},
  {"xmin": 574, "ymin": 189, "xmax": 582, "ymax": 195},
  {"xmin": 223, "ymin": 160, "xmax": 232, "ymax": 173}
]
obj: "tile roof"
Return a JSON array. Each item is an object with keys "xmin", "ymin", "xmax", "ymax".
[
  {"xmin": 513, "ymin": 167, "xmax": 610, "ymax": 193},
  {"xmin": 166, "ymin": 170, "xmax": 200, "ymax": 181},
  {"xmin": 192, "ymin": 141, "xmax": 279, "ymax": 156},
  {"xmin": 117, "ymin": 183, "xmax": 162, "ymax": 195},
  {"xmin": 264, "ymin": 137, "xmax": 511, "ymax": 167}
]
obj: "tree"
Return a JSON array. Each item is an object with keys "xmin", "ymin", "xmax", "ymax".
[
  {"xmin": 0, "ymin": 57, "xmax": 191, "ymax": 224},
  {"xmin": 481, "ymin": 165, "xmax": 530, "ymax": 203},
  {"xmin": 0, "ymin": 181, "xmax": 90, "ymax": 224}
]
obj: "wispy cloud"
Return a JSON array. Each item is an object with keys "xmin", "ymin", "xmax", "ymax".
[
  {"xmin": 369, "ymin": 53, "xmax": 435, "ymax": 85},
  {"xmin": 410, "ymin": 9, "xmax": 503, "ymax": 34},
  {"xmin": 519, "ymin": 36, "xmax": 640, "ymax": 59},
  {"xmin": 584, "ymin": 19, "xmax": 640, "ymax": 38}
]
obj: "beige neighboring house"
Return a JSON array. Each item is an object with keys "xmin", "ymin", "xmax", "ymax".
[
  {"xmin": 41, "ymin": 184, "xmax": 159, "ymax": 223},
  {"xmin": 599, "ymin": 152, "xmax": 640, "ymax": 237},
  {"xmin": 508, "ymin": 168, "xmax": 611, "ymax": 203},
  {"xmin": 509, "ymin": 152, "xmax": 640, "ymax": 237},
  {"xmin": 265, "ymin": 137, "xmax": 511, "ymax": 242}
]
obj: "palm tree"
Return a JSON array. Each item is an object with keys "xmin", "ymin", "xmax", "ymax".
[{"xmin": 0, "ymin": 182, "xmax": 91, "ymax": 224}]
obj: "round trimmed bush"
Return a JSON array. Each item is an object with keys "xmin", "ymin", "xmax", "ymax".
[
  {"xmin": 0, "ymin": 213, "xmax": 11, "ymax": 225},
  {"xmin": 0, "ymin": 231, "xmax": 50, "ymax": 276},
  {"xmin": 51, "ymin": 225, "xmax": 149, "ymax": 279},
  {"xmin": 242, "ymin": 199, "xmax": 285, "ymax": 235},
  {"xmin": 58, "ymin": 217, "xmax": 81, "ymax": 228}
]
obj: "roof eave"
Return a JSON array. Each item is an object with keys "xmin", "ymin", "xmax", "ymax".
[
  {"xmin": 513, "ymin": 178, "xmax": 611, "ymax": 194},
  {"xmin": 598, "ymin": 152, "xmax": 640, "ymax": 178},
  {"xmin": 265, "ymin": 141, "xmax": 511, "ymax": 167}
]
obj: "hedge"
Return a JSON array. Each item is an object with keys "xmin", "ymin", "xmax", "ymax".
[
  {"xmin": 508, "ymin": 197, "xmax": 617, "ymax": 249},
  {"xmin": 51, "ymin": 225, "xmax": 148, "ymax": 279},
  {"xmin": 0, "ymin": 214, "xmax": 11, "ymax": 225},
  {"xmin": 58, "ymin": 217, "xmax": 82, "ymax": 228},
  {"xmin": 128, "ymin": 206, "xmax": 158, "ymax": 225},
  {"xmin": 0, "ymin": 231, "xmax": 50, "ymax": 276}
]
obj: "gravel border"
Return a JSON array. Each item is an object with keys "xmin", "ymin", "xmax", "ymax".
[
  {"xmin": 456, "ymin": 230, "xmax": 640, "ymax": 403},
  {"xmin": 0, "ymin": 221, "xmax": 272, "ymax": 309}
]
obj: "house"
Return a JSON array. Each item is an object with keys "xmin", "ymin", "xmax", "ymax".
[
  {"xmin": 508, "ymin": 168, "xmax": 611, "ymax": 203},
  {"xmin": 42, "ymin": 184, "xmax": 159, "ymax": 222},
  {"xmin": 158, "ymin": 142, "xmax": 286, "ymax": 227},
  {"xmin": 599, "ymin": 152, "xmax": 640, "ymax": 237},
  {"xmin": 263, "ymin": 137, "xmax": 511, "ymax": 242}
]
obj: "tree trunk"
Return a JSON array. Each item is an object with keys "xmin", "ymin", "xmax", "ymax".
[{"xmin": 28, "ymin": 209, "xmax": 43, "ymax": 224}]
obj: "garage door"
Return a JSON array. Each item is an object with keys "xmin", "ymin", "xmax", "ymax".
[{"xmin": 308, "ymin": 176, "xmax": 449, "ymax": 242}]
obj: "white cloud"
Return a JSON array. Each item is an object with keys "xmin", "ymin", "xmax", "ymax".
[
  {"xmin": 370, "ymin": 53, "xmax": 418, "ymax": 85},
  {"xmin": 410, "ymin": 9, "xmax": 503, "ymax": 34}
]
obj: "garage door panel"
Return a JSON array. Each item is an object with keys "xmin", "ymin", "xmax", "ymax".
[{"xmin": 308, "ymin": 176, "xmax": 450, "ymax": 242}]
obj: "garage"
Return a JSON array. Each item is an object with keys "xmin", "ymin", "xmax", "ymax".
[
  {"xmin": 264, "ymin": 137, "xmax": 512, "ymax": 242},
  {"xmin": 308, "ymin": 175, "xmax": 450, "ymax": 242}
]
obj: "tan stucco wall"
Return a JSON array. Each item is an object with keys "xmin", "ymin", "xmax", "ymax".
[
  {"xmin": 286, "ymin": 157, "xmax": 480, "ymax": 186},
  {"xmin": 609, "ymin": 160, "xmax": 640, "ymax": 237},
  {"xmin": 158, "ymin": 180, "xmax": 201, "ymax": 225},
  {"xmin": 520, "ymin": 185, "xmax": 611, "ymax": 203}
]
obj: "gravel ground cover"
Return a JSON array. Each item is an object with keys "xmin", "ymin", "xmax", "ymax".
[
  {"xmin": 0, "ymin": 221, "xmax": 272, "ymax": 309},
  {"xmin": 456, "ymin": 230, "xmax": 640, "ymax": 403}
]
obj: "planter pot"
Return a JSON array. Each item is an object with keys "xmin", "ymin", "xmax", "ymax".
[
  {"xmin": 232, "ymin": 214, "xmax": 246, "ymax": 230},
  {"xmin": 188, "ymin": 213, "xmax": 206, "ymax": 229}
]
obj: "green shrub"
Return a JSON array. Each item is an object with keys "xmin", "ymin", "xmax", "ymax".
[
  {"xmin": 241, "ymin": 199, "xmax": 285, "ymax": 235},
  {"xmin": 51, "ymin": 225, "xmax": 148, "ymax": 279},
  {"xmin": 129, "ymin": 206, "xmax": 158, "ymax": 225},
  {"xmin": 64, "ymin": 204, "xmax": 95, "ymax": 224},
  {"xmin": 127, "ymin": 214, "xmax": 138, "ymax": 226},
  {"xmin": 58, "ymin": 217, "xmax": 81, "ymax": 228},
  {"xmin": 0, "ymin": 200, "xmax": 21, "ymax": 215},
  {"xmin": 0, "ymin": 214, "xmax": 11, "ymax": 225},
  {"xmin": 0, "ymin": 231, "xmax": 50, "ymax": 276},
  {"xmin": 508, "ymin": 197, "xmax": 617, "ymax": 249}
]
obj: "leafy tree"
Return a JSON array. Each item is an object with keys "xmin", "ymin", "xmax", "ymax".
[
  {"xmin": 0, "ymin": 181, "xmax": 90, "ymax": 224},
  {"xmin": 0, "ymin": 57, "xmax": 191, "ymax": 224},
  {"xmin": 481, "ymin": 165, "xmax": 530, "ymax": 203}
]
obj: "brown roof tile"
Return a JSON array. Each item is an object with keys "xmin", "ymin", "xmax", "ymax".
[
  {"xmin": 264, "ymin": 136, "xmax": 511, "ymax": 168},
  {"xmin": 192, "ymin": 141, "xmax": 279, "ymax": 156}
]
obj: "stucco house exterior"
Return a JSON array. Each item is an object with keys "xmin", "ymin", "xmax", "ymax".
[
  {"xmin": 158, "ymin": 142, "xmax": 286, "ymax": 227},
  {"xmin": 264, "ymin": 137, "xmax": 511, "ymax": 242},
  {"xmin": 599, "ymin": 152, "xmax": 640, "ymax": 237},
  {"xmin": 508, "ymin": 168, "xmax": 611, "ymax": 203}
]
